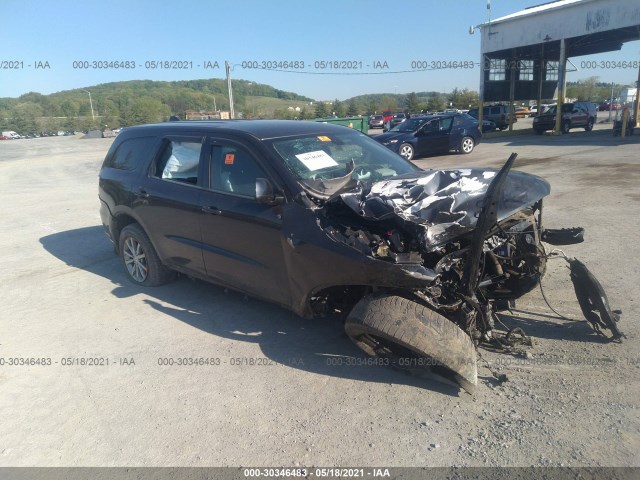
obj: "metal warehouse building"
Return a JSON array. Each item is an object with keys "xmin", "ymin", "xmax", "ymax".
[{"xmin": 476, "ymin": 0, "xmax": 640, "ymax": 131}]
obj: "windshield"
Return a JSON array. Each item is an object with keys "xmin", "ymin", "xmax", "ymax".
[
  {"xmin": 268, "ymin": 130, "xmax": 419, "ymax": 195},
  {"xmin": 390, "ymin": 117, "xmax": 429, "ymax": 132},
  {"xmin": 545, "ymin": 104, "xmax": 571, "ymax": 115}
]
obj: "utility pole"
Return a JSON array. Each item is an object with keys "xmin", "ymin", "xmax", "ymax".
[
  {"xmin": 82, "ymin": 90, "xmax": 95, "ymax": 121},
  {"xmin": 225, "ymin": 61, "xmax": 235, "ymax": 119}
]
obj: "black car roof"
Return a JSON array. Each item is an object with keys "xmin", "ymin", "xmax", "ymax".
[
  {"xmin": 411, "ymin": 114, "xmax": 455, "ymax": 120},
  {"xmin": 119, "ymin": 120, "xmax": 364, "ymax": 141}
]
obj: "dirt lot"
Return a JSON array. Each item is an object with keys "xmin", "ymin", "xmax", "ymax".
[{"xmin": 0, "ymin": 128, "xmax": 638, "ymax": 468}]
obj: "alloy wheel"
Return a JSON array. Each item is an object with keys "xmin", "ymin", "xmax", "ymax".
[{"xmin": 123, "ymin": 237, "xmax": 148, "ymax": 282}]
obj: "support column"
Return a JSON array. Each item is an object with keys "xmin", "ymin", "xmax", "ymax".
[
  {"xmin": 479, "ymin": 54, "xmax": 486, "ymax": 129},
  {"xmin": 554, "ymin": 39, "xmax": 566, "ymax": 135},
  {"xmin": 509, "ymin": 49, "xmax": 516, "ymax": 132},
  {"xmin": 536, "ymin": 45, "xmax": 544, "ymax": 118},
  {"xmin": 634, "ymin": 62, "xmax": 640, "ymax": 128}
]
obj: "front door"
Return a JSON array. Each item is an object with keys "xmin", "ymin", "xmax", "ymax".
[
  {"xmin": 416, "ymin": 117, "xmax": 453, "ymax": 155},
  {"xmin": 198, "ymin": 138, "xmax": 291, "ymax": 306}
]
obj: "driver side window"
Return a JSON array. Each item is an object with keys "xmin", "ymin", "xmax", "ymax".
[
  {"xmin": 426, "ymin": 120, "xmax": 440, "ymax": 133},
  {"xmin": 210, "ymin": 144, "xmax": 267, "ymax": 198}
]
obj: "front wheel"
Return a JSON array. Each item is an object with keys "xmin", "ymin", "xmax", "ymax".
[
  {"xmin": 119, "ymin": 224, "xmax": 176, "ymax": 286},
  {"xmin": 562, "ymin": 121, "xmax": 571, "ymax": 134},
  {"xmin": 584, "ymin": 118, "xmax": 594, "ymax": 131},
  {"xmin": 345, "ymin": 294, "xmax": 477, "ymax": 393},
  {"xmin": 459, "ymin": 136, "xmax": 475, "ymax": 154},
  {"xmin": 398, "ymin": 143, "xmax": 414, "ymax": 160}
]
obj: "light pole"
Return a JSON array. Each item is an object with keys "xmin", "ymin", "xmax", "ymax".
[{"xmin": 82, "ymin": 90, "xmax": 95, "ymax": 121}]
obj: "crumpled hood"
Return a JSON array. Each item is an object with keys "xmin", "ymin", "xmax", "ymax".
[{"xmin": 336, "ymin": 168, "xmax": 551, "ymax": 250}]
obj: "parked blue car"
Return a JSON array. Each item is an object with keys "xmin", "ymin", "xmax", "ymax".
[{"xmin": 373, "ymin": 114, "xmax": 482, "ymax": 160}]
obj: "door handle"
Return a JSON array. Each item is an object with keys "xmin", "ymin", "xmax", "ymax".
[
  {"xmin": 135, "ymin": 188, "xmax": 150, "ymax": 199},
  {"xmin": 287, "ymin": 234, "xmax": 304, "ymax": 248},
  {"xmin": 201, "ymin": 205, "xmax": 222, "ymax": 215}
]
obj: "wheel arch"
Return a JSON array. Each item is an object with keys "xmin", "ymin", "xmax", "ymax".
[{"xmin": 111, "ymin": 211, "xmax": 144, "ymax": 254}]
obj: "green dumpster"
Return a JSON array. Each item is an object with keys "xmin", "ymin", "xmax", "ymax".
[{"xmin": 313, "ymin": 116, "xmax": 369, "ymax": 134}]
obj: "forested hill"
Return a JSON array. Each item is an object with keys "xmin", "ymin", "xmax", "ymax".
[{"xmin": 0, "ymin": 78, "xmax": 315, "ymax": 131}]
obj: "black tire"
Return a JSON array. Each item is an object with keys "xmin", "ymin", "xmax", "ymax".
[
  {"xmin": 562, "ymin": 121, "xmax": 571, "ymax": 134},
  {"xmin": 398, "ymin": 143, "xmax": 414, "ymax": 160},
  {"xmin": 534, "ymin": 128, "xmax": 544, "ymax": 135},
  {"xmin": 459, "ymin": 136, "xmax": 474, "ymax": 154},
  {"xmin": 345, "ymin": 294, "xmax": 477, "ymax": 393},
  {"xmin": 584, "ymin": 118, "xmax": 594, "ymax": 131},
  {"xmin": 118, "ymin": 224, "xmax": 176, "ymax": 286}
]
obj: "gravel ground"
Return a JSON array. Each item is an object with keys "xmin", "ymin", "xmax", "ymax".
[{"xmin": 0, "ymin": 129, "xmax": 638, "ymax": 469}]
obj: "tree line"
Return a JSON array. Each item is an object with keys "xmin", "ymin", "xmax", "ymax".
[{"xmin": 4, "ymin": 75, "xmax": 616, "ymax": 133}]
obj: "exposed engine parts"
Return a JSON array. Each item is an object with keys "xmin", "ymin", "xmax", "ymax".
[{"xmin": 327, "ymin": 153, "xmax": 623, "ymax": 392}]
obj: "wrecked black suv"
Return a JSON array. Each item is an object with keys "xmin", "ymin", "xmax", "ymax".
[{"xmin": 99, "ymin": 120, "xmax": 623, "ymax": 392}]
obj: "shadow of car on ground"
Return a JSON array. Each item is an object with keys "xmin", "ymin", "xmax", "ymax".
[{"xmin": 41, "ymin": 225, "xmax": 466, "ymax": 396}]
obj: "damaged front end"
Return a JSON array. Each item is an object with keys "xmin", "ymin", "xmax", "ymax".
[{"xmin": 313, "ymin": 153, "xmax": 622, "ymax": 392}]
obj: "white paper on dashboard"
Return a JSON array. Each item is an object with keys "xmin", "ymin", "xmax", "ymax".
[{"xmin": 295, "ymin": 150, "xmax": 339, "ymax": 171}]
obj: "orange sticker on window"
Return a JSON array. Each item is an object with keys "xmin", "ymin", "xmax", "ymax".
[
  {"xmin": 224, "ymin": 153, "xmax": 235, "ymax": 165},
  {"xmin": 317, "ymin": 136, "xmax": 331, "ymax": 142}
]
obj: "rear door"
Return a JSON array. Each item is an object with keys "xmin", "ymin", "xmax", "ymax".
[
  {"xmin": 572, "ymin": 104, "xmax": 588, "ymax": 127},
  {"xmin": 416, "ymin": 117, "xmax": 453, "ymax": 155},
  {"xmin": 198, "ymin": 136, "xmax": 291, "ymax": 305},
  {"xmin": 449, "ymin": 115, "xmax": 468, "ymax": 148},
  {"xmin": 133, "ymin": 135, "xmax": 207, "ymax": 276}
]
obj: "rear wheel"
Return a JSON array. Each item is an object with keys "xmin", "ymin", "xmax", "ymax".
[
  {"xmin": 398, "ymin": 143, "xmax": 414, "ymax": 160},
  {"xmin": 119, "ymin": 224, "xmax": 176, "ymax": 286},
  {"xmin": 562, "ymin": 121, "xmax": 571, "ymax": 134},
  {"xmin": 459, "ymin": 136, "xmax": 475, "ymax": 154},
  {"xmin": 345, "ymin": 294, "xmax": 477, "ymax": 393}
]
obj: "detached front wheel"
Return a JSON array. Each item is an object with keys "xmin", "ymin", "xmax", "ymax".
[{"xmin": 345, "ymin": 294, "xmax": 477, "ymax": 393}]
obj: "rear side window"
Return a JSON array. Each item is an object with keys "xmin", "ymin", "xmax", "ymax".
[
  {"xmin": 440, "ymin": 117, "xmax": 453, "ymax": 130},
  {"xmin": 156, "ymin": 139, "xmax": 203, "ymax": 185},
  {"xmin": 108, "ymin": 136, "xmax": 157, "ymax": 170}
]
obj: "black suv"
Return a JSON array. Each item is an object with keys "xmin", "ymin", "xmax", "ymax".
[
  {"xmin": 99, "ymin": 120, "xmax": 616, "ymax": 392},
  {"xmin": 467, "ymin": 105, "xmax": 515, "ymax": 130},
  {"xmin": 533, "ymin": 101, "xmax": 597, "ymax": 134}
]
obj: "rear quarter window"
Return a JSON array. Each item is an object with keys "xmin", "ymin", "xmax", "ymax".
[{"xmin": 107, "ymin": 136, "xmax": 157, "ymax": 171}]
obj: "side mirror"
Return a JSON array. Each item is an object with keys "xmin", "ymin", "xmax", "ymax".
[{"xmin": 256, "ymin": 178, "xmax": 285, "ymax": 206}]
